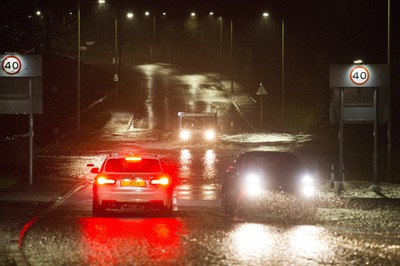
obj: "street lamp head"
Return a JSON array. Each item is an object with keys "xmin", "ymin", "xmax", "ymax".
[
  {"xmin": 98, "ymin": 0, "xmax": 105, "ymax": 4},
  {"xmin": 127, "ymin": 12, "xmax": 134, "ymax": 19},
  {"xmin": 354, "ymin": 59, "xmax": 363, "ymax": 64},
  {"xmin": 262, "ymin": 12, "xmax": 269, "ymax": 18},
  {"xmin": 145, "ymin": 11, "xmax": 150, "ymax": 16},
  {"xmin": 191, "ymin": 12, "xmax": 196, "ymax": 17},
  {"xmin": 209, "ymin": 12, "xmax": 214, "ymax": 16}
]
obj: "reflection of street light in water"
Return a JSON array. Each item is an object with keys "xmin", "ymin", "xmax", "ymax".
[
  {"xmin": 179, "ymin": 149, "xmax": 193, "ymax": 180},
  {"xmin": 202, "ymin": 149, "xmax": 217, "ymax": 200},
  {"xmin": 176, "ymin": 149, "xmax": 193, "ymax": 201}
]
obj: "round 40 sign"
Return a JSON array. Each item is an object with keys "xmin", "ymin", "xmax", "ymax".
[
  {"xmin": 1, "ymin": 55, "xmax": 22, "ymax": 75},
  {"xmin": 350, "ymin": 65, "xmax": 370, "ymax": 86},
  {"xmin": 0, "ymin": 54, "xmax": 42, "ymax": 77}
]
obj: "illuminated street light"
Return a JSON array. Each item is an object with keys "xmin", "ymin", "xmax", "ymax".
[
  {"xmin": 191, "ymin": 12, "xmax": 196, "ymax": 17},
  {"xmin": 262, "ymin": 12, "xmax": 269, "ymax": 18},
  {"xmin": 126, "ymin": 12, "xmax": 134, "ymax": 19},
  {"xmin": 354, "ymin": 59, "xmax": 363, "ymax": 64}
]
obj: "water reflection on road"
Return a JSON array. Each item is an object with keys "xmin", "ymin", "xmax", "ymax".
[
  {"xmin": 176, "ymin": 148, "xmax": 219, "ymax": 203},
  {"xmin": 28, "ymin": 214, "xmax": 338, "ymax": 265},
  {"xmin": 225, "ymin": 223, "xmax": 333, "ymax": 264}
]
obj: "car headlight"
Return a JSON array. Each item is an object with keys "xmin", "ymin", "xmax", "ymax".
[
  {"xmin": 301, "ymin": 174, "xmax": 315, "ymax": 197},
  {"xmin": 244, "ymin": 174, "xmax": 262, "ymax": 196},
  {"xmin": 302, "ymin": 174, "xmax": 314, "ymax": 185},
  {"xmin": 180, "ymin": 130, "xmax": 191, "ymax": 140},
  {"xmin": 204, "ymin": 129, "xmax": 216, "ymax": 140}
]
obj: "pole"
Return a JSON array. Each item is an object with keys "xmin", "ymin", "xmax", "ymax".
[
  {"xmin": 338, "ymin": 87, "xmax": 344, "ymax": 192},
  {"xmin": 152, "ymin": 15, "xmax": 155, "ymax": 61},
  {"xmin": 29, "ymin": 78, "xmax": 33, "ymax": 185},
  {"xmin": 114, "ymin": 17, "xmax": 119, "ymax": 101},
  {"xmin": 219, "ymin": 17, "xmax": 223, "ymax": 80},
  {"xmin": 281, "ymin": 16, "xmax": 285, "ymax": 129},
  {"xmin": 201, "ymin": 18, "xmax": 204, "ymax": 56},
  {"xmin": 230, "ymin": 19, "xmax": 233, "ymax": 93},
  {"xmin": 77, "ymin": 0, "xmax": 81, "ymax": 133},
  {"xmin": 387, "ymin": 0, "xmax": 392, "ymax": 181},
  {"xmin": 260, "ymin": 94, "xmax": 263, "ymax": 124},
  {"xmin": 373, "ymin": 88, "xmax": 379, "ymax": 185}
]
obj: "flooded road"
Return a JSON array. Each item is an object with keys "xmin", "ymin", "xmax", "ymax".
[{"xmin": 21, "ymin": 64, "xmax": 400, "ymax": 265}]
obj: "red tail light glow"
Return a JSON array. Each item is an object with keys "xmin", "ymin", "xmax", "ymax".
[
  {"xmin": 96, "ymin": 176, "xmax": 116, "ymax": 185},
  {"xmin": 150, "ymin": 176, "xmax": 170, "ymax": 186}
]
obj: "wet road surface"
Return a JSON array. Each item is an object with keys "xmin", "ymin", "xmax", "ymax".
[{"xmin": 19, "ymin": 64, "xmax": 400, "ymax": 265}]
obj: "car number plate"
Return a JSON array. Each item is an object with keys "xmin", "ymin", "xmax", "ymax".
[{"xmin": 120, "ymin": 180, "xmax": 145, "ymax": 187}]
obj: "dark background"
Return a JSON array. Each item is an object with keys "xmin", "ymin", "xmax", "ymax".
[{"xmin": 1, "ymin": 0, "xmax": 399, "ymax": 180}]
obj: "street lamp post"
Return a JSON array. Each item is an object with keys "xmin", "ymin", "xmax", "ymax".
[
  {"xmin": 262, "ymin": 12, "xmax": 285, "ymax": 129},
  {"xmin": 219, "ymin": 17, "xmax": 223, "ymax": 80},
  {"xmin": 114, "ymin": 16, "xmax": 119, "ymax": 101},
  {"xmin": 145, "ymin": 11, "xmax": 156, "ymax": 61},
  {"xmin": 77, "ymin": 0, "xmax": 81, "ymax": 133},
  {"xmin": 230, "ymin": 18, "xmax": 233, "ymax": 93},
  {"xmin": 281, "ymin": 16, "xmax": 285, "ymax": 129}
]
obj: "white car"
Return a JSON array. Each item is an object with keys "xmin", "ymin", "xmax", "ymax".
[{"xmin": 90, "ymin": 153, "xmax": 174, "ymax": 215}]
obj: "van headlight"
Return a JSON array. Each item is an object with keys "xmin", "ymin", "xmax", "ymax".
[
  {"xmin": 180, "ymin": 130, "xmax": 191, "ymax": 140},
  {"xmin": 204, "ymin": 129, "xmax": 216, "ymax": 140}
]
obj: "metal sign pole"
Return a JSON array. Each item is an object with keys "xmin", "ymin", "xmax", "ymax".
[
  {"xmin": 338, "ymin": 87, "xmax": 344, "ymax": 191},
  {"xmin": 29, "ymin": 77, "xmax": 33, "ymax": 185},
  {"xmin": 373, "ymin": 88, "xmax": 379, "ymax": 185},
  {"xmin": 260, "ymin": 94, "xmax": 263, "ymax": 124}
]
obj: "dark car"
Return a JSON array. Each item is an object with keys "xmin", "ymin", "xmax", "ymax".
[
  {"xmin": 89, "ymin": 153, "xmax": 175, "ymax": 215},
  {"xmin": 221, "ymin": 151, "xmax": 317, "ymax": 215}
]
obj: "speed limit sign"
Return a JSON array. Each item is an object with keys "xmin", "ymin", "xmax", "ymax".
[
  {"xmin": 350, "ymin": 66, "xmax": 370, "ymax": 86},
  {"xmin": 0, "ymin": 54, "xmax": 42, "ymax": 77},
  {"xmin": 1, "ymin": 55, "xmax": 22, "ymax": 75}
]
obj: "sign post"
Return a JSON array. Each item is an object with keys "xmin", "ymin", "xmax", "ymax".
[
  {"xmin": 256, "ymin": 83, "xmax": 267, "ymax": 124},
  {"xmin": 330, "ymin": 64, "xmax": 389, "ymax": 189},
  {"xmin": 1, "ymin": 54, "xmax": 42, "ymax": 185}
]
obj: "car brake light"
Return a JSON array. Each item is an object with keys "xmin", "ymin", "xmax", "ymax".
[
  {"xmin": 150, "ymin": 176, "xmax": 170, "ymax": 186},
  {"xmin": 96, "ymin": 176, "xmax": 116, "ymax": 185},
  {"xmin": 125, "ymin": 156, "xmax": 142, "ymax": 162}
]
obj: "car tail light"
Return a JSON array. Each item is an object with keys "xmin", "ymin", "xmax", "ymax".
[
  {"xmin": 96, "ymin": 176, "xmax": 116, "ymax": 185},
  {"xmin": 150, "ymin": 175, "xmax": 170, "ymax": 186}
]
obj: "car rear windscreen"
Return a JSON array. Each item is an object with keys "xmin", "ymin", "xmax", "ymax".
[{"xmin": 105, "ymin": 158, "xmax": 161, "ymax": 173}]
